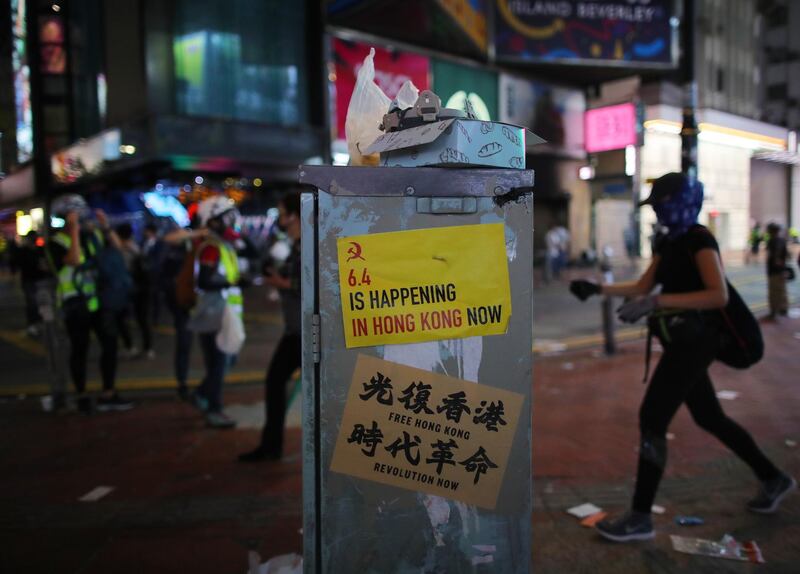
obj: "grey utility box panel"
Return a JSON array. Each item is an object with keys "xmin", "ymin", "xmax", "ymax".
[{"xmin": 299, "ymin": 166, "xmax": 534, "ymax": 573}]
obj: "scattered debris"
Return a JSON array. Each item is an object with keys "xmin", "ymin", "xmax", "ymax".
[
  {"xmin": 651, "ymin": 504, "xmax": 666, "ymax": 514},
  {"xmin": 580, "ymin": 512, "xmax": 607, "ymax": 527},
  {"xmin": 247, "ymin": 552, "xmax": 302, "ymax": 574},
  {"xmin": 567, "ymin": 503, "xmax": 603, "ymax": 519},
  {"xmin": 79, "ymin": 486, "xmax": 114, "ymax": 502},
  {"xmin": 675, "ymin": 515, "xmax": 704, "ymax": 526},
  {"xmin": 670, "ymin": 534, "xmax": 764, "ymax": 564},
  {"xmin": 534, "ymin": 339, "xmax": 567, "ymax": 354},
  {"xmin": 716, "ymin": 390, "xmax": 740, "ymax": 401}
]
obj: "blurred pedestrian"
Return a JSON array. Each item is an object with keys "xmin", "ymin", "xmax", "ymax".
[
  {"xmin": 569, "ymin": 173, "xmax": 795, "ymax": 543},
  {"xmin": 46, "ymin": 194, "xmax": 133, "ymax": 413},
  {"xmin": 765, "ymin": 222, "xmax": 789, "ymax": 320},
  {"xmin": 239, "ymin": 191, "xmax": 301, "ymax": 462},
  {"xmin": 141, "ymin": 223, "xmax": 164, "ymax": 325},
  {"xmin": 747, "ymin": 222, "xmax": 763, "ymax": 264},
  {"xmin": 162, "ymin": 222, "xmax": 207, "ymax": 399},
  {"xmin": 188, "ymin": 197, "xmax": 245, "ymax": 429},
  {"xmin": 115, "ymin": 223, "xmax": 154, "ymax": 358},
  {"xmin": 544, "ymin": 225, "xmax": 560, "ymax": 283},
  {"xmin": 11, "ymin": 231, "xmax": 50, "ymax": 337}
]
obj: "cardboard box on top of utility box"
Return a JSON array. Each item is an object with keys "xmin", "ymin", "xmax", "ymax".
[{"xmin": 363, "ymin": 119, "xmax": 546, "ymax": 169}]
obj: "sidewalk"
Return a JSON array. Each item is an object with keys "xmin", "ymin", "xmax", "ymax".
[{"xmin": 1, "ymin": 313, "xmax": 798, "ymax": 573}]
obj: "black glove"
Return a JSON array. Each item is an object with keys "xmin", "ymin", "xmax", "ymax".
[
  {"xmin": 617, "ymin": 294, "xmax": 658, "ymax": 323},
  {"xmin": 785, "ymin": 266, "xmax": 796, "ymax": 282},
  {"xmin": 569, "ymin": 279, "xmax": 602, "ymax": 302}
]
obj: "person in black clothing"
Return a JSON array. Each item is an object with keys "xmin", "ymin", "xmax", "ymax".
[
  {"xmin": 161, "ymin": 223, "xmax": 208, "ymax": 399},
  {"xmin": 47, "ymin": 194, "xmax": 133, "ymax": 413},
  {"xmin": 11, "ymin": 231, "xmax": 50, "ymax": 335},
  {"xmin": 115, "ymin": 223, "xmax": 154, "ymax": 358},
  {"xmin": 765, "ymin": 222, "xmax": 789, "ymax": 320},
  {"xmin": 239, "ymin": 191, "xmax": 302, "ymax": 462},
  {"xmin": 570, "ymin": 173, "xmax": 795, "ymax": 542}
]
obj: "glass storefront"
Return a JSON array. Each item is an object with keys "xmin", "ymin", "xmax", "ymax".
[{"xmin": 173, "ymin": 0, "xmax": 308, "ymax": 126}]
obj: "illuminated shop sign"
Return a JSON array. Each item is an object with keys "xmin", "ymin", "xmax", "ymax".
[
  {"xmin": 584, "ymin": 102, "xmax": 637, "ymax": 153},
  {"xmin": 494, "ymin": 0, "xmax": 676, "ymax": 68}
]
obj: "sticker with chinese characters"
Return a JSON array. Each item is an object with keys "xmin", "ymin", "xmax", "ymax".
[
  {"xmin": 336, "ymin": 224, "xmax": 512, "ymax": 348},
  {"xmin": 330, "ymin": 355, "xmax": 524, "ymax": 509}
]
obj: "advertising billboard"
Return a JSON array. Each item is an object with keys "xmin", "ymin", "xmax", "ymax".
[
  {"xmin": 432, "ymin": 59, "xmax": 497, "ymax": 121},
  {"xmin": 494, "ymin": 0, "xmax": 677, "ymax": 68},
  {"xmin": 584, "ymin": 102, "xmax": 637, "ymax": 153},
  {"xmin": 332, "ymin": 39, "xmax": 431, "ymax": 140}
]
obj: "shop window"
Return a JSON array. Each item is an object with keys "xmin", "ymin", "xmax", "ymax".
[{"xmin": 173, "ymin": 0, "xmax": 307, "ymax": 126}]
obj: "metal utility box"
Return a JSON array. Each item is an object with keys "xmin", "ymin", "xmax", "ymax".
[{"xmin": 299, "ymin": 166, "xmax": 534, "ymax": 574}]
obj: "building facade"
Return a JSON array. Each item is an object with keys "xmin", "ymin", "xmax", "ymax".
[{"xmin": 0, "ymin": 0, "xmax": 327, "ymax": 209}]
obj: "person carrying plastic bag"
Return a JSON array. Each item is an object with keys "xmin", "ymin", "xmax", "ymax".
[{"xmin": 188, "ymin": 196, "xmax": 246, "ymax": 429}]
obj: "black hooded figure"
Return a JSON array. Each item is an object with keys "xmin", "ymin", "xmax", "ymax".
[{"xmin": 569, "ymin": 173, "xmax": 796, "ymax": 542}]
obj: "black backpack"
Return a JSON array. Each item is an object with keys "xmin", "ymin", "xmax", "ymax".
[
  {"xmin": 686, "ymin": 228, "xmax": 763, "ymax": 369},
  {"xmin": 78, "ymin": 233, "xmax": 134, "ymax": 312},
  {"xmin": 716, "ymin": 281, "xmax": 763, "ymax": 368}
]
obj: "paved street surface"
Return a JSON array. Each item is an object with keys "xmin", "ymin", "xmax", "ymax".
[{"xmin": 0, "ymin": 255, "xmax": 798, "ymax": 573}]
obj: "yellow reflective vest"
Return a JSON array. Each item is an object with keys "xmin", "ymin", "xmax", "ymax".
[{"xmin": 49, "ymin": 230, "xmax": 102, "ymax": 312}]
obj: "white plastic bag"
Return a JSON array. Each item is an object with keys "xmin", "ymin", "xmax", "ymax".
[
  {"xmin": 247, "ymin": 551, "xmax": 302, "ymax": 574},
  {"xmin": 345, "ymin": 48, "xmax": 391, "ymax": 166},
  {"xmin": 393, "ymin": 79, "xmax": 419, "ymax": 111},
  {"xmin": 216, "ymin": 303, "xmax": 246, "ymax": 355}
]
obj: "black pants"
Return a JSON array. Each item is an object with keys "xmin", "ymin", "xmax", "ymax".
[
  {"xmin": 22, "ymin": 281, "xmax": 41, "ymax": 326},
  {"xmin": 117, "ymin": 291, "xmax": 153, "ymax": 351},
  {"xmin": 63, "ymin": 305, "xmax": 118, "ymax": 394},
  {"xmin": 259, "ymin": 333, "xmax": 302, "ymax": 453},
  {"xmin": 169, "ymin": 301, "xmax": 192, "ymax": 388},
  {"xmin": 632, "ymin": 327, "xmax": 780, "ymax": 513},
  {"xmin": 198, "ymin": 332, "xmax": 228, "ymax": 413}
]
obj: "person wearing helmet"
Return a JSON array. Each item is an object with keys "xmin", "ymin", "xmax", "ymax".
[
  {"xmin": 569, "ymin": 173, "xmax": 795, "ymax": 542},
  {"xmin": 189, "ymin": 196, "xmax": 245, "ymax": 428},
  {"xmin": 47, "ymin": 194, "xmax": 133, "ymax": 414}
]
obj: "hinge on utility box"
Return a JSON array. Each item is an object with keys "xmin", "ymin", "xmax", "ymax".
[{"xmin": 312, "ymin": 314, "xmax": 321, "ymax": 364}]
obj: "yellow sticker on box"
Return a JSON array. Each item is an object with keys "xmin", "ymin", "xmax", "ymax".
[
  {"xmin": 336, "ymin": 223, "xmax": 512, "ymax": 348},
  {"xmin": 330, "ymin": 355, "xmax": 524, "ymax": 509}
]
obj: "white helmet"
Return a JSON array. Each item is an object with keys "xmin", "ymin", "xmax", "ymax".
[
  {"xmin": 51, "ymin": 193, "xmax": 90, "ymax": 218},
  {"xmin": 197, "ymin": 196, "xmax": 237, "ymax": 226}
]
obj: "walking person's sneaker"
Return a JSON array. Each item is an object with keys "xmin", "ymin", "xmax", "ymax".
[
  {"xmin": 747, "ymin": 474, "xmax": 797, "ymax": 514},
  {"xmin": 238, "ymin": 447, "xmax": 282, "ymax": 463},
  {"xmin": 96, "ymin": 393, "xmax": 135, "ymax": 412},
  {"xmin": 595, "ymin": 511, "xmax": 655, "ymax": 542},
  {"xmin": 206, "ymin": 411, "xmax": 236, "ymax": 429},
  {"xmin": 191, "ymin": 392, "xmax": 209, "ymax": 412}
]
